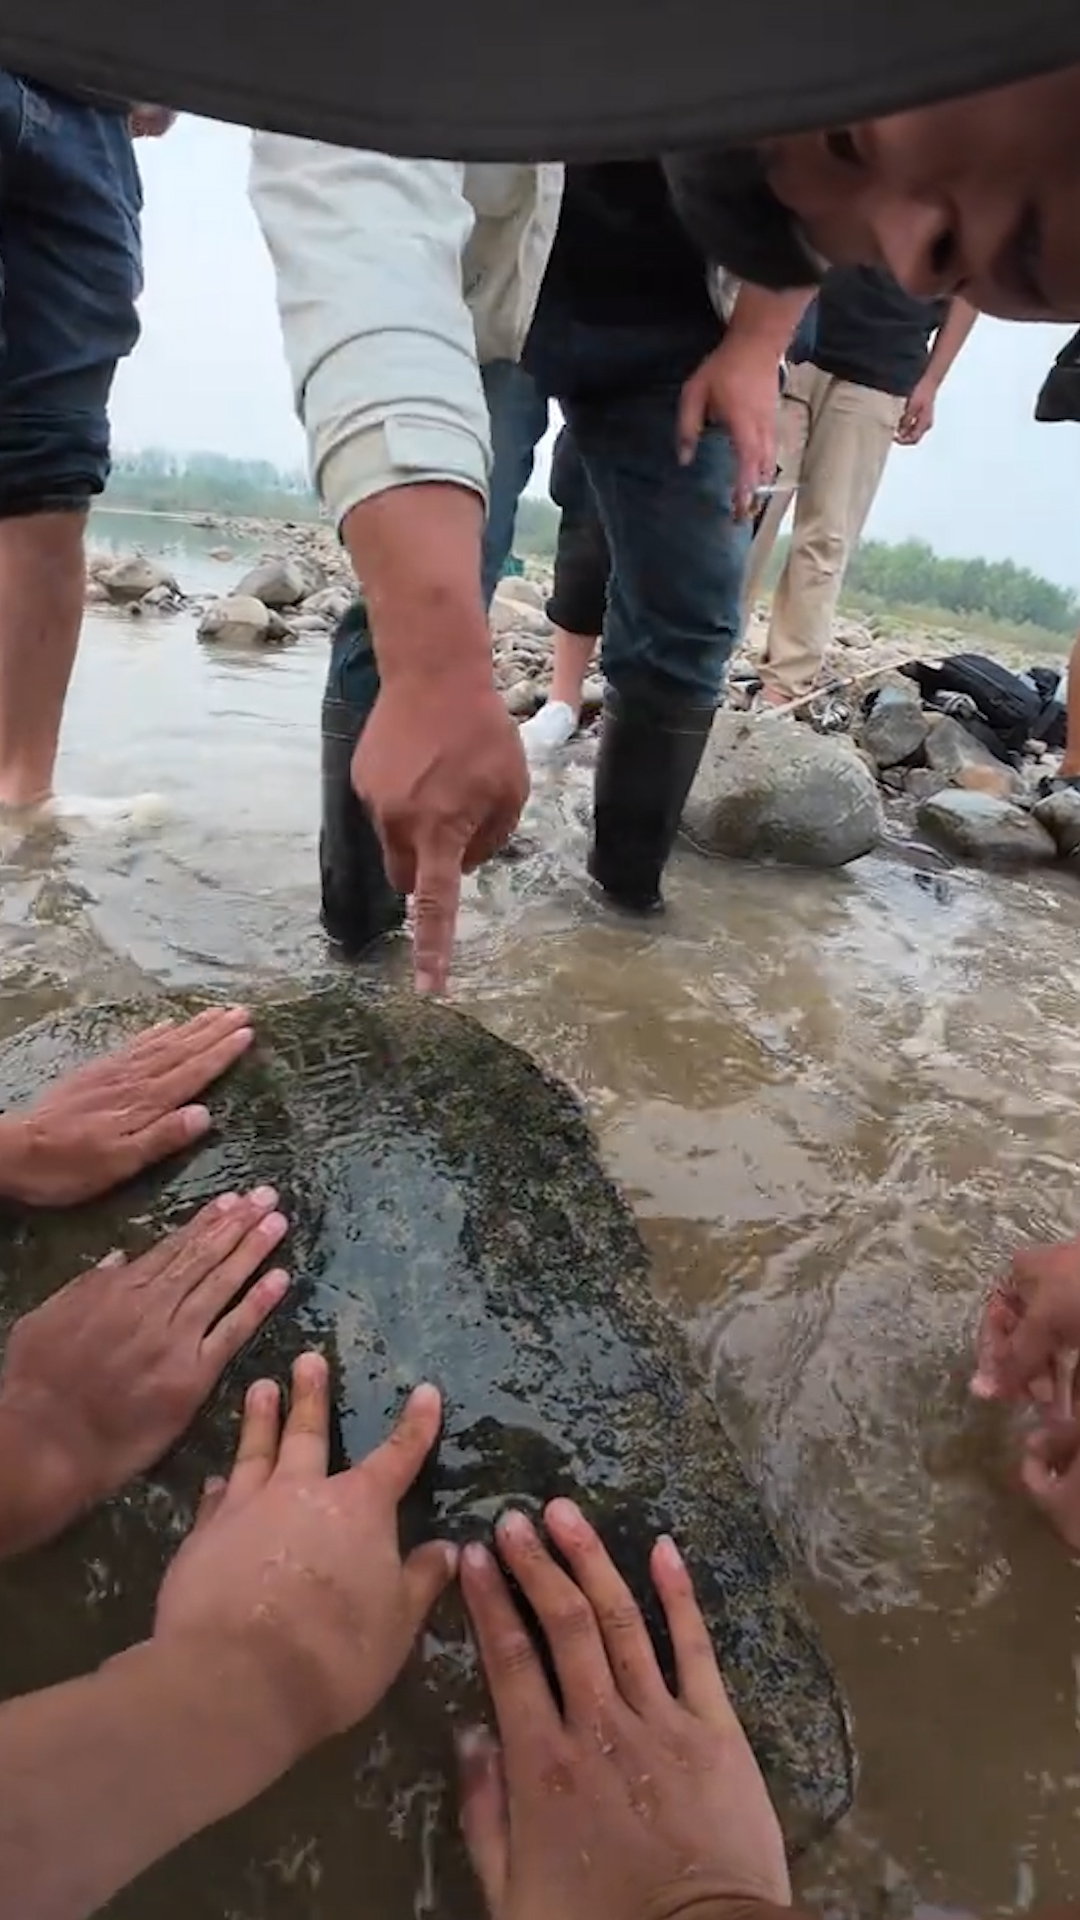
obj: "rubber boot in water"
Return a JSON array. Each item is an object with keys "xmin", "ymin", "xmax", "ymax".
[
  {"xmin": 320, "ymin": 696, "xmax": 406, "ymax": 956},
  {"xmin": 587, "ymin": 684, "xmax": 715, "ymax": 914}
]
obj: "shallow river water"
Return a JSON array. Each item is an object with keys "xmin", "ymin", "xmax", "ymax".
[{"xmin": 4, "ymin": 516, "xmax": 1080, "ymax": 1917}]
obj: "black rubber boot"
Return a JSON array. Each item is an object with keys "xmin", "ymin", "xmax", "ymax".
[
  {"xmin": 320, "ymin": 696, "xmax": 406, "ymax": 956},
  {"xmin": 587, "ymin": 684, "xmax": 715, "ymax": 913}
]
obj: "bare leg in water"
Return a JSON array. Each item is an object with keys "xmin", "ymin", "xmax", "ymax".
[
  {"xmin": 0, "ymin": 513, "xmax": 85, "ymax": 809},
  {"xmin": 0, "ymin": 80, "xmax": 150, "ymax": 815}
]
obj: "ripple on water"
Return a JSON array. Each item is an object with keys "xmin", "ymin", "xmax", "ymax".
[{"xmin": 4, "ymin": 593, "xmax": 1080, "ymax": 1914}]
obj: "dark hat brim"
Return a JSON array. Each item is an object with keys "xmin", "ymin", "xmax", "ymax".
[{"xmin": 4, "ymin": 0, "xmax": 1080, "ymax": 159}]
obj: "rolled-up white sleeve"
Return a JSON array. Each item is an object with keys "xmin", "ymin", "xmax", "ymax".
[{"xmin": 249, "ymin": 133, "xmax": 492, "ymax": 528}]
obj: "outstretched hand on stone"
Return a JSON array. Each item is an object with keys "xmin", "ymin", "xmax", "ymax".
[
  {"xmin": 458, "ymin": 1499, "xmax": 791, "ymax": 1920},
  {"xmin": 0, "ymin": 1004, "xmax": 255, "ymax": 1207},
  {"xmin": 0, "ymin": 1188, "xmax": 289, "ymax": 1557}
]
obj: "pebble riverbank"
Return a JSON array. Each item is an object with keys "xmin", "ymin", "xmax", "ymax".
[{"xmin": 86, "ymin": 516, "xmax": 1076, "ymax": 877}]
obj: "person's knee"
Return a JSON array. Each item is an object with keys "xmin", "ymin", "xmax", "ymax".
[
  {"xmin": 547, "ymin": 521, "xmax": 610, "ymax": 636},
  {"xmin": 793, "ymin": 525, "xmax": 849, "ymax": 585},
  {"xmin": 0, "ymin": 404, "xmax": 111, "ymax": 520}
]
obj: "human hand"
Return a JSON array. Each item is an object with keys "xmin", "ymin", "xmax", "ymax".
[
  {"xmin": 971, "ymin": 1235, "xmax": 1080, "ymax": 1411},
  {"xmin": 896, "ymin": 377, "xmax": 937, "ymax": 445},
  {"xmin": 458, "ymin": 1500, "xmax": 791, "ymax": 1920},
  {"xmin": 0, "ymin": 1005, "xmax": 254, "ymax": 1208},
  {"xmin": 678, "ymin": 338, "xmax": 779, "ymax": 517},
  {"xmin": 155, "ymin": 1353, "xmax": 456, "ymax": 1753},
  {"xmin": 0, "ymin": 1189, "xmax": 289, "ymax": 1555},
  {"xmin": 353, "ymin": 672, "xmax": 528, "ymax": 995},
  {"xmin": 129, "ymin": 105, "xmax": 178, "ymax": 138},
  {"xmin": 1017, "ymin": 1415, "xmax": 1080, "ymax": 1552}
]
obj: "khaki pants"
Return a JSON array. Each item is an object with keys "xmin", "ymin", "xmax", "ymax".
[{"xmin": 743, "ymin": 363, "xmax": 905, "ymax": 700}]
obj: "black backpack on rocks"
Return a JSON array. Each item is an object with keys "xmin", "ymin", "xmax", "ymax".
[{"xmin": 900, "ymin": 653, "xmax": 1046, "ymax": 762}]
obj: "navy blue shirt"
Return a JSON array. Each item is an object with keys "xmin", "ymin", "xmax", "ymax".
[
  {"xmin": 811, "ymin": 268, "xmax": 947, "ymax": 397},
  {"xmin": 538, "ymin": 161, "xmax": 720, "ymax": 330}
]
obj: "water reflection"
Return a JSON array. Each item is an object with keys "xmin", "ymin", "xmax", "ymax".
[{"xmin": 2, "ymin": 535, "xmax": 1080, "ymax": 1913}]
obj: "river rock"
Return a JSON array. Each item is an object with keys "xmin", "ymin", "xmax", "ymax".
[
  {"xmin": 503, "ymin": 676, "xmax": 539, "ymax": 716},
  {"xmin": 1032, "ymin": 787, "xmax": 1080, "ymax": 860},
  {"xmin": 903, "ymin": 767, "xmax": 948, "ymax": 801},
  {"xmin": 916, "ymin": 790, "xmax": 1058, "ymax": 867},
  {"xmin": 0, "ymin": 985, "xmax": 855, "ymax": 1919},
  {"xmin": 924, "ymin": 714, "xmax": 1021, "ymax": 799},
  {"xmin": 683, "ymin": 712, "xmax": 884, "ymax": 868},
  {"xmin": 100, "ymin": 554, "xmax": 178, "ymax": 605},
  {"xmin": 140, "ymin": 582, "xmax": 177, "ymax": 610},
  {"xmin": 196, "ymin": 594, "xmax": 293, "ymax": 648},
  {"xmin": 859, "ymin": 684, "xmax": 930, "ymax": 770},
  {"xmin": 301, "ymin": 585, "xmax": 354, "ymax": 624},
  {"xmin": 208, "ymin": 545, "xmax": 235, "ymax": 562},
  {"xmin": 233, "ymin": 556, "xmax": 308, "ymax": 609},
  {"xmin": 286, "ymin": 613, "xmax": 336, "ymax": 638},
  {"xmin": 494, "ymin": 574, "xmax": 546, "ymax": 612}
]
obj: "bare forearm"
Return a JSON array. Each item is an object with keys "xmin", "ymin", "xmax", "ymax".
[
  {"xmin": 342, "ymin": 483, "xmax": 494, "ymax": 687},
  {"xmin": 726, "ymin": 282, "xmax": 815, "ymax": 363},
  {"xmin": 0, "ymin": 1637, "xmax": 302, "ymax": 1920},
  {"xmin": 925, "ymin": 294, "xmax": 978, "ymax": 387}
]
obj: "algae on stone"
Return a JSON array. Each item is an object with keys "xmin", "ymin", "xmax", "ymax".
[{"xmin": 0, "ymin": 985, "xmax": 855, "ymax": 1919}]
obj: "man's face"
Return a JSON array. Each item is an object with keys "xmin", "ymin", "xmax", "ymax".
[{"xmin": 762, "ymin": 66, "xmax": 1080, "ymax": 320}]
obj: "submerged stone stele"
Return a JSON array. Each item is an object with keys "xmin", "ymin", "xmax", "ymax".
[{"xmin": 0, "ymin": 985, "xmax": 856, "ymax": 1918}]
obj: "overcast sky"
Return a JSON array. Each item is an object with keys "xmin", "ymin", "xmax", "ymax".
[{"xmin": 113, "ymin": 116, "xmax": 1080, "ymax": 592}]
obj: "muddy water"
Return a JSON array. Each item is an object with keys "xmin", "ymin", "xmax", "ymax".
[{"xmin": 5, "ymin": 520, "xmax": 1080, "ymax": 1916}]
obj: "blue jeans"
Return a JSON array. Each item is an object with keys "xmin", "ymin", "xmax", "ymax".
[
  {"xmin": 522, "ymin": 303, "xmax": 749, "ymax": 705},
  {"xmin": 0, "ymin": 75, "xmax": 142, "ymax": 517},
  {"xmin": 326, "ymin": 317, "xmax": 748, "ymax": 712},
  {"xmin": 481, "ymin": 359, "xmax": 549, "ymax": 606}
]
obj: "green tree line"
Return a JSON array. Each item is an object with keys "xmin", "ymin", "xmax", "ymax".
[
  {"xmin": 105, "ymin": 449, "xmax": 320, "ymax": 521},
  {"xmin": 843, "ymin": 536, "xmax": 1078, "ymax": 636},
  {"xmin": 106, "ymin": 451, "xmax": 1078, "ymax": 637}
]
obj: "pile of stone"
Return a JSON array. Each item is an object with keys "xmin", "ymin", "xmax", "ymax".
[
  {"xmin": 852, "ymin": 673, "xmax": 1074, "ymax": 870},
  {"xmin": 195, "ymin": 556, "xmax": 353, "ymax": 649},
  {"xmin": 85, "ymin": 547, "xmax": 356, "ymax": 650},
  {"xmin": 488, "ymin": 575, "xmax": 605, "ymax": 718},
  {"xmin": 85, "ymin": 552, "xmax": 186, "ymax": 613}
]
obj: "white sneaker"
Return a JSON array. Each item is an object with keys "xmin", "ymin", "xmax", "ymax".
[{"xmin": 519, "ymin": 700, "xmax": 579, "ymax": 763}]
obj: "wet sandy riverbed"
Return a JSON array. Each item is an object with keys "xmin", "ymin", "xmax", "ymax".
[{"xmin": 2, "ymin": 518, "xmax": 1080, "ymax": 1915}]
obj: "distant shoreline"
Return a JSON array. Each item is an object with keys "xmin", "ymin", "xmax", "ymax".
[{"xmin": 93, "ymin": 504, "xmax": 317, "ymax": 530}]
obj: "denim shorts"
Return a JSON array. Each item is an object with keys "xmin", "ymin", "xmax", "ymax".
[{"xmin": 0, "ymin": 74, "xmax": 143, "ymax": 518}]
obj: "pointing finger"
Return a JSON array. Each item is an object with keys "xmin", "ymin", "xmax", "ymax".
[{"xmin": 413, "ymin": 835, "xmax": 464, "ymax": 995}]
